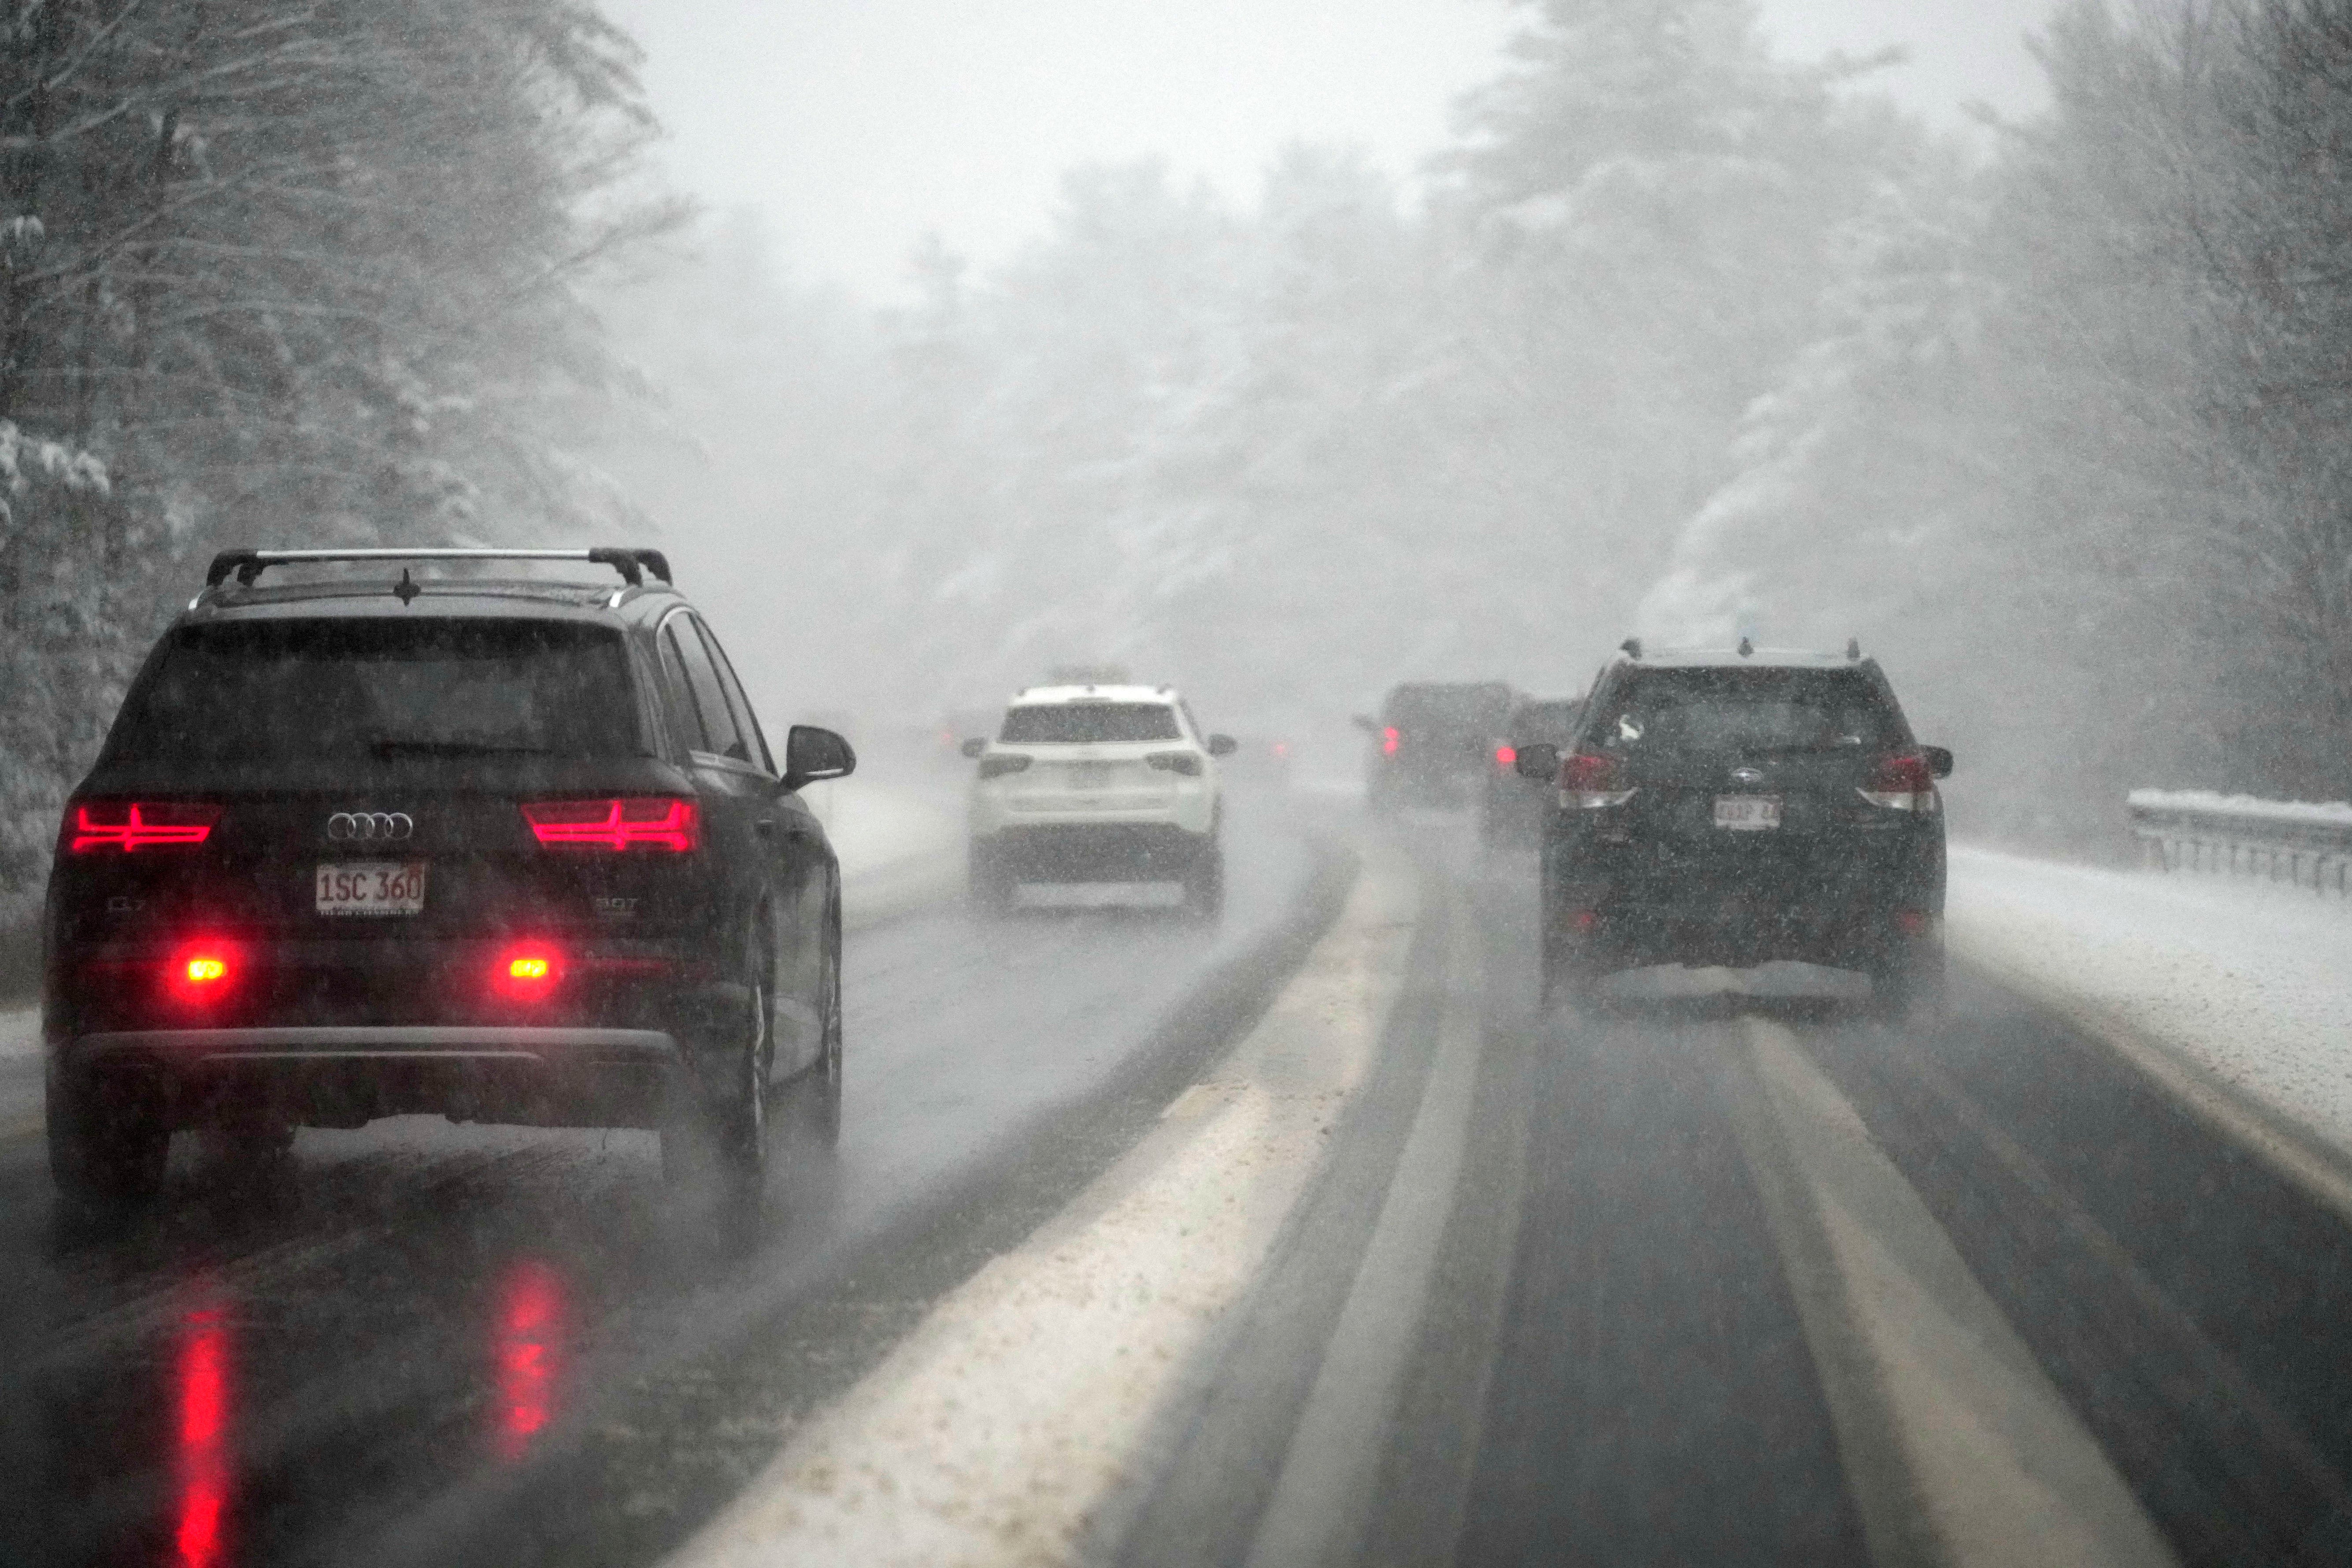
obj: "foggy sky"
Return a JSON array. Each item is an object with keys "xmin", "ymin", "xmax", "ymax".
[{"xmin": 602, "ymin": 0, "xmax": 2056, "ymax": 299}]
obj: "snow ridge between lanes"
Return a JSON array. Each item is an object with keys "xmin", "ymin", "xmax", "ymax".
[
  {"xmin": 667, "ymin": 846, "xmax": 1418, "ymax": 1568},
  {"xmin": 1946, "ymin": 845, "xmax": 2352, "ymax": 1178}
]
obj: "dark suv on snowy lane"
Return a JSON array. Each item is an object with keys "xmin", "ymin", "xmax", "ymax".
[
  {"xmin": 1354, "ymin": 680, "xmax": 1513, "ymax": 813},
  {"xmin": 1520, "ymin": 641, "xmax": 1951, "ymax": 1015},
  {"xmin": 44, "ymin": 547, "xmax": 855, "ymax": 1205}
]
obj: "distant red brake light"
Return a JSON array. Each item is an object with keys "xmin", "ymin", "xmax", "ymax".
[
  {"xmin": 1382, "ymin": 726, "xmax": 1399, "ymax": 757},
  {"xmin": 1859, "ymin": 754, "xmax": 1937, "ymax": 813},
  {"xmin": 1558, "ymin": 752, "xmax": 1635, "ymax": 809},
  {"xmin": 71, "ymin": 801, "xmax": 222, "ymax": 854},
  {"xmin": 1495, "ymin": 745, "xmax": 1517, "ymax": 769},
  {"xmin": 1870, "ymin": 754, "xmax": 1933, "ymax": 793},
  {"xmin": 521, "ymin": 799, "xmax": 698, "ymax": 852},
  {"xmin": 1559, "ymin": 752, "xmax": 1621, "ymax": 792}
]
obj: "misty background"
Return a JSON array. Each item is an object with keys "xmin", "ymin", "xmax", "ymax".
[{"xmin": 1, "ymin": 0, "xmax": 2346, "ymax": 912}]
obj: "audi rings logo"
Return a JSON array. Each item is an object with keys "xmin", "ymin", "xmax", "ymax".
[{"xmin": 326, "ymin": 811, "xmax": 415, "ymax": 843}]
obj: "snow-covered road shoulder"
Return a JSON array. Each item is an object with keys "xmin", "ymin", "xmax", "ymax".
[
  {"xmin": 802, "ymin": 775, "xmax": 963, "ymax": 931},
  {"xmin": 1948, "ymin": 845, "xmax": 2352, "ymax": 1198},
  {"xmin": 666, "ymin": 845, "xmax": 1417, "ymax": 1568}
]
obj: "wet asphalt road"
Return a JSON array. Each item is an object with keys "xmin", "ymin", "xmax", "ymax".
[
  {"xmin": 0, "ymin": 801, "xmax": 1333, "ymax": 1568},
  {"xmin": 1125, "ymin": 819, "xmax": 2352, "ymax": 1568},
  {"xmin": 13, "ymin": 804, "xmax": 2352, "ymax": 1567}
]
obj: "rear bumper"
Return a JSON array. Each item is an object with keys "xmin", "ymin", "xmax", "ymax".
[
  {"xmin": 1544, "ymin": 830, "xmax": 1944, "ymax": 969},
  {"xmin": 975, "ymin": 822, "xmax": 1212, "ymax": 882},
  {"xmin": 56, "ymin": 1025, "xmax": 685, "ymax": 1130}
]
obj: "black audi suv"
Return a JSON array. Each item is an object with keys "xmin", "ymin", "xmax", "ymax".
[
  {"xmin": 1520, "ymin": 641, "xmax": 1951, "ymax": 1015},
  {"xmin": 44, "ymin": 547, "xmax": 855, "ymax": 1205}
]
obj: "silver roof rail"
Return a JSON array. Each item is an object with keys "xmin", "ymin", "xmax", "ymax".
[{"xmin": 204, "ymin": 547, "xmax": 672, "ymax": 590}]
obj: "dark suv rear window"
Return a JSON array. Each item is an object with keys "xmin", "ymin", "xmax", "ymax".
[
  {"xmin": 104, "ymin": 619, "xmax": 642, "ymax": 764},
  {"xmin": 1383, "ymin": 684, "xmax": 1512, "ymax": 735},
  {"xmin": 1509, "ymin": 700, "xmax": 1582, "ymax": 741},
  {"xmin": 1000, "ymin": 703, "xmax": 1181, "ymax": 744},
  {"xmin": 1593, "ymin": 668, "xmax": 1904, "ymax": 755}
]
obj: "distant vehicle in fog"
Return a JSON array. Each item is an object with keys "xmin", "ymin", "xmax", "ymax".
[
  {"xmin": 1354, "ymin": 681, "xmax": 1514, "ymax": 813},
  {"xmin": 1481, "ymin": 694, "xmax": 1584, "ymax": 850},
  {"xmin": 44, "ymin": 548, "xmax": 855, "ymax": 1207},
  {"xmin": 1524, "ymin": 639, "xmax": 1950, "ymax": 1016},
  {"xmin": 937, "ymin": 706, "xmax": 1002, "ymax": 764},
  {"xmin": 1218, "ymin": 735, "xmax": 1296, "ymax": 791},
  {"xmin": 963, "ymin": 682, "xmax": 1236, "ymax": 920}
]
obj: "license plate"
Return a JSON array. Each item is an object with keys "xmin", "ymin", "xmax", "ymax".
[
  {"xmin": 1713, "ymin": 796, "xmax": 1782, "ymax": 831},
  {"xmin": 315, "ymin": 861, "xmax": 428, "ymax": 916},
  {"xmin": 1067, "ymin": 762, "xmax": 1113, "ymax": 789}
]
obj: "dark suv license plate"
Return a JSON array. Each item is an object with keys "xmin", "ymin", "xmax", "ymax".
[
  {"xmin": 315, "ymin": 861, "xmax": 428, "ymax": 916},
  {"xmin": 1713, "ymin": 796, "xmax": 1781, "ymax": 831}
]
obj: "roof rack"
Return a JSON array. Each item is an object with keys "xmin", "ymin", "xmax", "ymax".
[{"xmin": 204, "ymin": 547, "xmax": 673, "ymax": 591}]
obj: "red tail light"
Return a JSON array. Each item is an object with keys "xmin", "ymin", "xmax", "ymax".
[
  {"xmin": 71, "ymin": 801, "xmax": 222, "ymax": 854},
  {"xmin": 168, "ymin": 941, "xmax": 240, "ymax": 1002},
  {"xmin": 521, "ymin": 798, "xmax": 698, "ymax": 852},
  {"xmin": 1382, "ymin": 727, "xmax": 1399, "ymax": 756},
  {"xmin": 1558, "ymin": 752, "xmax": 1635, "ymax": 809},
  {"xmin": 1860, "ymin": 754, "xmax": 1937, "ymax": 812},
  {"xmin": 496, "ymin": 945, "xmax": 562, "ymax": 999},
  {"xmin": 1495, "ymin": 745, "xmax": 1517, "ymax": 769}
]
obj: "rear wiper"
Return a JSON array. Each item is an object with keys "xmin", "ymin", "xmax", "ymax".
[{"xmin": 368, "ymin": 738, "xmax": 559, "ymax": 758}]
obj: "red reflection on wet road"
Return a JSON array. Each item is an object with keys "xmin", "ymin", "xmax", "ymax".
[
  {"xmin": 174, "ymin": 1291, "xmax": 232, "ymax": 1568},
  {"xmin": 493, "ymin": 1259, "xmax": 566, "ymax": 1461}
]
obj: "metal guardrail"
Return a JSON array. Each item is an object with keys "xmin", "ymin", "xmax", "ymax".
[{"xmin": 2129, "ymin": 790, "xmax": 2352, "ymax": 896}]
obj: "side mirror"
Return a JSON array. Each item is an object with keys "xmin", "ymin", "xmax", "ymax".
[
  {"xmin": 1350, "ymin": 714, "xmax": 1377, "ymax": 733},
  {"xmin": 784, "ymin": 725, "xmax": 857, "ymax": 790},
  {"xmin": 959, "ymin": 737, "xmax": 987, "ymax": 759},
  {"xmin": 1922, "ymin": 745, "xmax": 1954, "ymax": 779},
  {"xmin": 1514, "ymin": 743, "xmax": 1559, "ymax": 780},
  {"xmin": 1207, "ymin": 734, "xmax": 1238, "ymax": 758}
]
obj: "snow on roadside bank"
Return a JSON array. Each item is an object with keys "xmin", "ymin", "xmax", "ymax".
[
  {"xmin": 1948, "ymin": 845, "xmax": 2352, "ymax": 1160},
  {"xmin": 804, "ymin": 776, "xmax": 963, "ymax": 929},
  {"xmin": 802, "ymin": 776, "xmax": 960, "ymax": 881}
]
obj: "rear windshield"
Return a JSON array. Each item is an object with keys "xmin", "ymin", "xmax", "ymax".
[
  {"xmin": 1593, "ymin": 668, "xmax": 1904, "ymax": 755},
  {"xmin": 1384, "ymin": 684, "xmax": 1512, "ymax": 738},
  {"xmin": 104, "ymin": 619, "xmax": 642, "ymax": 764},
  {"xmin": 999, "ymin": 702, "xmax": 1182, "ymax": 744},
  {"xmin": 1509, "ymin": 700, "xmax": 1582, "ymax": 741}
]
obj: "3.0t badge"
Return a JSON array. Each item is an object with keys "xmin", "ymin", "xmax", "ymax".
[{"xmin": 326, "ymin": 811, "xmax": 415, "ymax": 842}]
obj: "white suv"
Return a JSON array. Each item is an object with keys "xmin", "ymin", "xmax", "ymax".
[{"xmin": 964, "ymin": 684, "xmax": 1236, "ymax": 919}]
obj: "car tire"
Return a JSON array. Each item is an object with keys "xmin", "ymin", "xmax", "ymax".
[
  {"xmin": 797, "ymin": 890, "xmax": 844, "ymax": 1150},
  {"xmin": 663, "ymin": 928, "xmax": 772, "ymax": 1197},
  {"xmin": 1540, "ymin": 930, "xmax": 1604, "ymax": 1011},
  {"xmin": 48, "ymin": 1075, "xmax": 170, "ymax": 1207},
  {"xmin": 206, "ymin": 1113, "xmax": 296, "ymax": 1168},
  {"xmin": 1182, "ymin": 840, "xmax": 1225, "ymax": 924},
  {"xmin": 1867, "ymin": 938, "xmax": 1948, "ymax": 1023},
  {"xmin": 970, "ymin": 841, "xmax": 1015, "ymax": 917}
]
